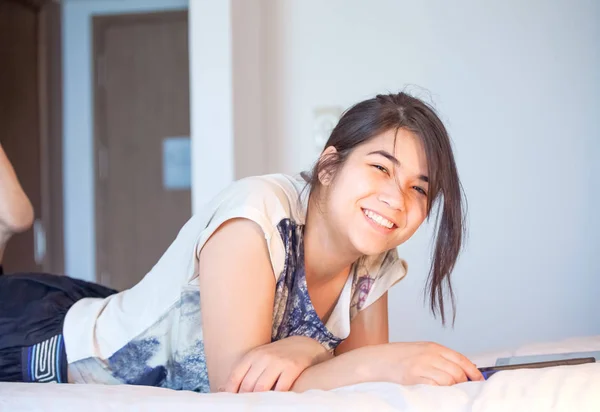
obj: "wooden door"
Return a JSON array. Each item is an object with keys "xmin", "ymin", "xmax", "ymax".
[
  {"xmin": 94, "ymin": 11, "xmax": 191, "ymax": 291},
  {"xmin": 0, "ymin": 0, "xmax": 63, "ymax": 274}
]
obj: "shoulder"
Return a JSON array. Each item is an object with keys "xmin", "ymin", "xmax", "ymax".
[
  {"xmin": 222, "ymin": 173, "xmax": 306, "ymax": 211},
  {"xmin": 205, "ymin": 173, "xmax": 308, "ymax": 230}
]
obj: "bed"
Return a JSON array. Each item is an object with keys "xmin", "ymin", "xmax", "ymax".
[{"xmin": 1, "ymin": 335, "xmax": 599, "ymax": 412}]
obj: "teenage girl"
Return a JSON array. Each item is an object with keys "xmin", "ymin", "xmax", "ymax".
[{"xmin": 0, "ymin": 92, "xmax": 484, "ymax": 392}]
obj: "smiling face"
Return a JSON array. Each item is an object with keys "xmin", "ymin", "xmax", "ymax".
[
  {"xmin": 305, "ymin": 92, "xmax": 465, "ymax": 323},
  {"xmin": 319, "ymin": 127, "xmax": 429, "ymax": 257}
]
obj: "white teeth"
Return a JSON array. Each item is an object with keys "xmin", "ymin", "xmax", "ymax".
[{"xmin": 364, "ymin": 209, "xmax": 394, "ymax": 229}]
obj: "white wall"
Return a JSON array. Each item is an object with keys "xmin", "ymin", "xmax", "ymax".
[
  {"xmin": 231, "ymin": 0, "xmax": 269, "ymax": 180},
  {"xmin": 63, "ymin": 0, "xmax": 188, "ymax": 282},
  {"xmin": 189, "ymin": 0, "xmax": 270, "ymax": 209},
  {"xmin": 256, "ymin": 0, "xmax": 600, "ymax": 354},
  {"xmin": 188, "ymin": 0, "xmax": 235, "ymax": 213}
]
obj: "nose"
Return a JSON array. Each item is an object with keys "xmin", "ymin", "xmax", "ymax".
[{"xmin": 378, "ymin": 185, "xmax": 405, "ymax": 211}]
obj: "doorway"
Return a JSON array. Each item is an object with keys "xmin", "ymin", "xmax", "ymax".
[{"xmin": 93, "ymin": 11, "xmax": 191, "ymax": 291}]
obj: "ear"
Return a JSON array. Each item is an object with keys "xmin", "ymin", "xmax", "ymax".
[{"xmin": 318, "ymin": 146, "xmax": 338, "ymax": 186}]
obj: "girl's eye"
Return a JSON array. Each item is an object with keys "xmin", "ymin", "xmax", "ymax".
[
  {"xmin": 413, "ymin": 186, "xmax": 428, "ymax": 196},
  {"xmin": 372, "ymin": 164, "xmax": 389, "ymax": 175}
]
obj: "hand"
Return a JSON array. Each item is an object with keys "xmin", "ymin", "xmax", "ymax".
[
  {"xmin": 221, "ymin": 336, "xmax": 331, "ymax": 393},
  {"xmin": 366, "ymin": 341, "xmax": 484, "ymax": 386}
]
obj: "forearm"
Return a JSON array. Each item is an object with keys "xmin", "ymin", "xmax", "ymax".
[{"xmin": 291, "ymin": 345, "xmax": 376, "ymax": 392}]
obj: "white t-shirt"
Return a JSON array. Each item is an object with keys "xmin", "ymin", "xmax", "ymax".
[{"xmin": 63, "ymin": 174, "xmax": 408, "ymax": 392}]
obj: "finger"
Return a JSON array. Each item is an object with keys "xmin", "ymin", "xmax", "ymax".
[
  {"xmin": 239, "ymin": 364, "xmax": 267, "ymax": 393},
  {"xmin": 432, "ymin": 357, "xmax": 468, "ymax": 384},
  {"xmin": 414, "ymin": 376, "xmax": 439, "ymax": 386},
  {"xmin": 439, "ymin": 349, "xmax": 484, "ymax": 382},
  {"xmin": 223, "ymin": 357, "xmax": 253, "ymax": 393},
  {"xmin": 274, "ymin": 369, "xmax": 299, "ymax": 392},
  {"xmin": 252, "ymin": 366, "xmax": 282, "ymax": 392},
  {"xmin": 421, "ymin": 366, "xmax": 457, "ymax": 386}
]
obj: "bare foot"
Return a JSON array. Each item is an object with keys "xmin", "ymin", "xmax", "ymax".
[{"xmin": 0, "ymin": 144, "xmax": 34, "ymax": 261}]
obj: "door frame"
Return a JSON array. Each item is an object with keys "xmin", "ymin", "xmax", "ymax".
[
  {"xmin": 92, "ymin": 10, "xmax": 188, "ymax": 285},
  {"xmin": 7, "ymin": 0, "xmax": 64, "ymax": 273}
]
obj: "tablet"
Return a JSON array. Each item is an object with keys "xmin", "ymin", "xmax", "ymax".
[{"xmin": 478, "ymin": 356, "xmax": 596, "ymax": 379}]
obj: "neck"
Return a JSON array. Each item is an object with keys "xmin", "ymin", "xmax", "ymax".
[{"xmin": 303, "ymin": 198, "xmax": 361, "ymax": 284}]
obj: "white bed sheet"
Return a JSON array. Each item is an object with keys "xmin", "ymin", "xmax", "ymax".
[{"xmin": 1, "ymin": 335, "xmax": 599, "ymax": 412}]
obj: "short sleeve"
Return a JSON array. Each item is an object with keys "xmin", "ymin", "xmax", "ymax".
[
  {"xmin": 349, "ymin": 248, "xmax": 408, "ymax": 320},
  {"xmin": 191, "ymin": 176, "xmax": 294, "ymax": 283}
]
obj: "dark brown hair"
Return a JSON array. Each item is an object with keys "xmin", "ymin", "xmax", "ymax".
[{"xmin": 304, "ymin": 92, "xmax": 465, "ymax": 325}]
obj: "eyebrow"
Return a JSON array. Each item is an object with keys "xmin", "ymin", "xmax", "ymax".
[{"xmin": 367, "ymin": 150, "xmax": 429, "ymax": 183}]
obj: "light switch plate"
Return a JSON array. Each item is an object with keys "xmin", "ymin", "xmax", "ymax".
[{"xmin": 162, "ymin": 136, "xmax": 191, "ymax": 190}]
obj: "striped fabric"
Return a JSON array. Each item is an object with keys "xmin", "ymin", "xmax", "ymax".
[{"xmin": 23, "ymin": 334, "xmax": 66, "ymax": 383}]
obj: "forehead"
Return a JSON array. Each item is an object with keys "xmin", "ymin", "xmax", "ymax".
[{"xmin": 356, "ymin": 128, "xmax": 428, "ymax": 174}]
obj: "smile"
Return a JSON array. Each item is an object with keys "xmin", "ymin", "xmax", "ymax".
[{"xmin": 362, "ymin": 209, "xmax": 396, "ymax": 229}]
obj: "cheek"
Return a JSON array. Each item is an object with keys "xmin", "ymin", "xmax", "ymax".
[
  {"xmin": 325, "ymin": 177, "xmax": 368, "ymax": 225},
  {"xmin": 342, "ymin": 167, "xmax": 378, "ymax": 198},
  {"xmin": 406, "ymin": 201, "xmax": 428, "ymax": 230},
  {"xmin": 331, "ymin": 168, "xmax": 371, "ymax": 203}
]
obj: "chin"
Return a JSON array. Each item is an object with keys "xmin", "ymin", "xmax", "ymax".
[{"xmin": 350, "ymin": 236, "xmax": 389, "ymax": 257}]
